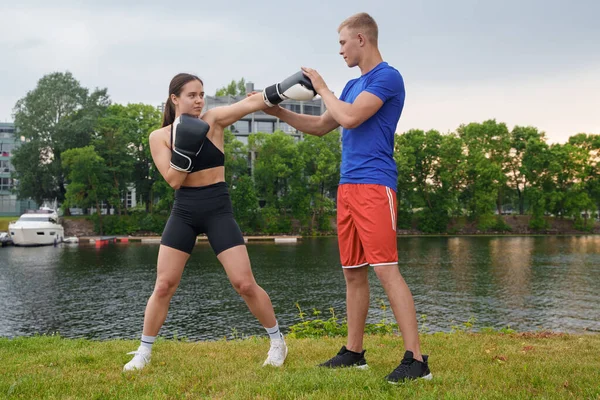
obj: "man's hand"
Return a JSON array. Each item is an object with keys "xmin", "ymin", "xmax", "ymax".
[
  {"xmin": 301, "ymin": 67, "xmax": 328, "ymax": 94},
  {"xmin": 248, "ymin": 91, "xmax": 281, "ymax": 116},
  {"xmin": 263, "ymin": 105, "xmax": 281, "ymax": 116}
]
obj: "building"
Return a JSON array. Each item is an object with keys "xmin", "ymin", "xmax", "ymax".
[
  {"xmin": 0, "ymin": 122, "xmax": 15, "ymax": 195},
  {"xmin": 0, "ymin": 122, "xmax": 36, "ymax": 216},
  {"xmin": 159, "ymin": 82, "xmax": 326, "ymax": 145},
  {"xmin": 204, "ymin": 82, "xmax": 325, "ymax": 145},
  {"xmin": 203, "ymin": 82, "xmax": 326, "ymax": 175}
]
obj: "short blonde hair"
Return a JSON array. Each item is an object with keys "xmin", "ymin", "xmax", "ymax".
[{"xmin": 338, "ymin": 12, "xmax": 378, "ymax": 44}]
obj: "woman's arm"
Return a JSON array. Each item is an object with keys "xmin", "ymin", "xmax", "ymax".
[
  {"xmin": 203, "ymin": 93, "xmax": 266, "ymax": 129},
  {"xmin": 149, "ymin": 129, "xmax": 188, "ymax": 190}
]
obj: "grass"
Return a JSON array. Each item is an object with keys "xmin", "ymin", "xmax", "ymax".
[
  {"xmin": 0, "ymin": 216, "xmax": 17, "ymax": 232},
  {"xmin": 0, "ymin": 333, "xmax": 598, "ymax": 399}
]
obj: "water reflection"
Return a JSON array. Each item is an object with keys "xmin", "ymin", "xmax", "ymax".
[{"xmin": 1, "ymin": 236, "xmax": 599, "ymax": 340}]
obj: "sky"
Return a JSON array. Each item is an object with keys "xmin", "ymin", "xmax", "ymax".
[{"xmin": 1, "ymin": 0, "xmax": 599, "ymax": 143}]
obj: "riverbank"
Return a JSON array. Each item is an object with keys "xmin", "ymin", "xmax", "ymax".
[
  {"xmin": 2, "ymin": 215, "xmax": 599, "ymax": 240},
  {"xmin": 72, "ymin": 214, "xmax": 598, "ymax": 237},
  {"xmin": 0, "ymin": 333, "xmax": 598, "ymax": 399}
]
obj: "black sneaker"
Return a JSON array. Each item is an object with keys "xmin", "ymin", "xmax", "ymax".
[
  {"xmin": 318, "ymin": 346, "xmax": 369, "ymax": 369},
  {"xmin": 386, "ymin": 351, "xmax": 432, "ymax": 384}
]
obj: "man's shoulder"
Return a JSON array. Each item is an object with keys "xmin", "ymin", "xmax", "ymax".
[
  {"xmin": 343, "ymin": 76, "xmax": 361, "ymax": 88},
  {"xmin": 371, "ymin": 62, "xmax": 403, "ymax": 82}
]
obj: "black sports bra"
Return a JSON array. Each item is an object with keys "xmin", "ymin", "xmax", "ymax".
[{"xmin": 170, "ymin": 124, "xmax": 225, "ymax": 172}]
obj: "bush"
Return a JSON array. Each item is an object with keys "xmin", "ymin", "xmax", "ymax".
[
  {"xmin": 529, "ymin": 215, "xmax": 549, "ymax": 231},
  {"xmin": 416, "ymin": 208, "xmax": 450, "ymax": 233},
  {"xmin": 90, "ymin": 212, "xmax": 168, "ymax": 235}
]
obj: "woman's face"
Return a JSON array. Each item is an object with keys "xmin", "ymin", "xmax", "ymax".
[{"xmin": 172, "ymin": 79, "xmax": 205, "ymax": 117}]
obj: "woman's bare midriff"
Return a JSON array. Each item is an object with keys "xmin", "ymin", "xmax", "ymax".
[
  {"xmin": 181, "ymin": 166, "xmax": 225, "ymax": 187},
  {"xmin": 160, "ymin": 122, "xmax": 226, "ymax": 188}
]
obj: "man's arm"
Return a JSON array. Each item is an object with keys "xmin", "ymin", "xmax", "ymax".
[
  {"xmin": 301, "ymin": 67, "xmax": 385, "ymax": 130},
  {"xmin": 319, "ymin": 90, "xmax": 383, "ymax": 129},
  {"xmin": 268, "ymin": 107, "xmax": 340, "ymax": 137}
]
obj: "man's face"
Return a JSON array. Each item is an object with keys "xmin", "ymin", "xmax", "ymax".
[{"xmin": 338, "ymin": 27, "xmax": 361, "ymax": 68}]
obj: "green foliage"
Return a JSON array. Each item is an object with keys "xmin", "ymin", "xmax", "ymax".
[
  {"xmin": 258, "ymin": 205, "xmax": 292, "ymax": 235},
  {"xmin": 476, "ymin": 215, "xmax": 512, "ymax": 232},
  {"xmin": 89, "ymin": 212, "xmax": 168, "ymax": 235},
  {"xmin": 230, "ymin": 175, "xmax": 260, "ymax": 233},
  {"xmin": 11, "ymin": 72, "xmax": 110, "ymax": 205},
  {"xmin": 215, "ymin": 78, "xmax": 247, "ymax": 97},
  {"xmin": 12, "ymin": 71, "xmax": 600, "ymax": 235},
  {"xmin": 416, "ymin": 208, "xmax": 450, "ymax": 233},
  {"xmin": 288, "ymin": 302, "xmax": 399, "ymax": 339}
]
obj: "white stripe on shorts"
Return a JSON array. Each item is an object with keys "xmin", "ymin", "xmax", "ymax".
[
  {"xmin": 370, "ymin": 261, "xmax": 399, "ymax": 266},
  {"xmin": 385, "ymin": 187, "xmax": 395, "ymax": 232},
  {"xmin": 341, "ymin": 262, "xmax": 369, "ymax": 269}
]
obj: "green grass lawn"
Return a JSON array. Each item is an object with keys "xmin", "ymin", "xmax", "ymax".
[
  {"xmin": 1, "ymin": 333, "xmax": 598, "ymax": 399},
  {"xmin": 0, "ymin": 216, "xmax": 17, "ymax": 232}
]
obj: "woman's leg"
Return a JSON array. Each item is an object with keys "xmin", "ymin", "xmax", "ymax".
[
  {"xmin": 143, "ymin": 245, "xmax": 190, "ymax": 335},
  {"xmin": 124, "ymin": 204, "xmax": 196, "ymax": 372},
  {"xmin": 217, "ymin": 245, "xmax": 276, "ymax": 328},
  {"xmin": 218, "ymin": 244, "xmax": 287, "ymax": 367}
]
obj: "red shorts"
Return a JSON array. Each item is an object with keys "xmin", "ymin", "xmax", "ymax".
[{"xmin": 337, "ymin": 183, "xmax": 398, "ymax": 268}]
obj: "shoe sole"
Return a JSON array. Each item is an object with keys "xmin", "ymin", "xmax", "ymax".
[
  {"xmin": 123, "ymin": 364, "xmax": 147, "ymax": 372},
  {"xmin": 319, "ymin": 363, "xmax": 369, "ymax": 369},
  {"xmin": 387, "ymin": 373, "xmax": 433, "ymax": 384}
]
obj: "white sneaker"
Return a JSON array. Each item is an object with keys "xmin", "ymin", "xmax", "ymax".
[
  {"xmin": 263, "ymin": 337, "xmax": 288, "ymax": 367},
  {"xmin": 123, "ymin": 346, "xmax": 151, "ymax": 372}
]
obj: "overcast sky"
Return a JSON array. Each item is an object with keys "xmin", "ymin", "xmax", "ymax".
[{"xmin": 1, "ymin": 0, "xmax": 599, "ymax": 143}]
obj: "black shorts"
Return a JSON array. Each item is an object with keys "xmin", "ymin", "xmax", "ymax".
[{"xmin": 161, "ymin": 182, "xmax": 245, "ymax": 255}]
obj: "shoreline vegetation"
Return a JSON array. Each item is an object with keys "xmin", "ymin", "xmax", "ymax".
[
  {"xmin": 47, "ymin": 214, "xmax": 600, "ymax": 238},
  {"xmin": 2, "ymin": 214, "xmax": 600, "ymax": 238}
]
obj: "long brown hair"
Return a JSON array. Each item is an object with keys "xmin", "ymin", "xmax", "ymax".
[{"xmin": 161, "ymin": 73, "xmax": 204, "ymax": 127}]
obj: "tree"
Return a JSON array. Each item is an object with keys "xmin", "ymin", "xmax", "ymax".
[
  {"xmin": 297, "ymin": 130, "xmax": 341, "ymax": 231},
  {"xmin": 546, "ymin": 143, "xmax": 592, "ymax": 224},
  {"xmin": 230, "ymin": 175, "xmax": 260, "ymax": 232},
  {"xmin": 224, "ymin": 130, "xmax": 250, "ymax": 183},
  {"xmin": 11, "ymin": 72, "xmax": 110, "ymax": 206},
  {"xmin": 61, "ymin": 146, "xmax": 109, "ymax": 233},
  {"xmin": 521, "ymin": 136, "xmax": 551, "ymax": 228},
  {"xmin": 457, "ymin": 120, "xmax": 510, "ymax": 226},
  {"xmin": 568, "ymin": 133, "xmax": 600, "ymax": 220},
  {"xmin": 507, "ymin": 126, "xmax": 546, "ymax": 214},
  {"xmin": 95, "ymin": 103, "xmax": 162, "ymax": 214},
  {"xmin": 395, "ymin": 129, "xmax": 463, "ymax": 232},
  {"xmin": 250, "ymin": 131, "xmax": 304, "ymax": 232},
  {"xmin": 215, "ymin": 78, "xmax": 247, "ymax": 97}
]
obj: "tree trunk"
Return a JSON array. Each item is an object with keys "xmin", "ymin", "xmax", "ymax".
[
  {"xmin": 496, "ymin": 187, "xmax": 503, "ymax": 216},
  {"xmin": 96, "ymin": 200, "xmax": 103, "ymax": 235}
]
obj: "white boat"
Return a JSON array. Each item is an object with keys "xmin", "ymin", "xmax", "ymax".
[
  {"xmin": 0, "ymin": 231, "xmax": 12, "ymax": 246},
  {"xmin": 8, "ymin": 207, "xmax": 65, "ymax": 246}
]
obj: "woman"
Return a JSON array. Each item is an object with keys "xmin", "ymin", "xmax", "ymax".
[{"xmin": 123, "ymin": 72, "xmax": 291, "ymax": 371}]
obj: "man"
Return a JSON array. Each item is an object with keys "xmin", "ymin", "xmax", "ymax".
[{"xmin": 264, "ymin": 12, "xmax": 432, "ymax": 383}]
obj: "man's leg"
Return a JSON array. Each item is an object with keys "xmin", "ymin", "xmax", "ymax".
[
  {"xmin": 343, "ymin": 266, "xmax": 370, "ymax": 353},
  {"xmin": 319, "ymin": 184, "xmax": 369, "ymax": 369},
  {"xmin": 374, "ymin": 265, "xmax": 421, "ymax": 359},
  {"xmin": 352, "ymin": 184, "xmax": 431, "ymax": 382}
]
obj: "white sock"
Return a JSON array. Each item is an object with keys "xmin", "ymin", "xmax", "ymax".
[
  {"xmin": 140, "ymin": 334, "xmax": 156, "ymax": 351},
  {"xmin": 265, "ymin": 322, "xmax": 283, "ymax": 341}
]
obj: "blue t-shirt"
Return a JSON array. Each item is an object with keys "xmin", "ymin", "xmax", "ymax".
[{"xmin": 339, "ymin": 62, "xmax": 405, "ymax": 191}]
